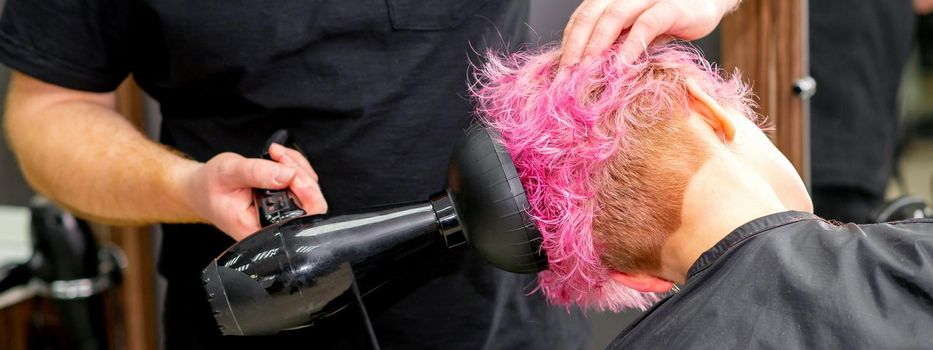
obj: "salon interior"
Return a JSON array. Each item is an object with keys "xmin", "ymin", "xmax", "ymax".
[{"xmin": 1, "ymin": 1, "xmax": 932, "ymax": 349}]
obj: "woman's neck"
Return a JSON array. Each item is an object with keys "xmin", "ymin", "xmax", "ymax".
[{"xmin": 657, "ymin": 151, "xmax": 788, "ymax": 284}]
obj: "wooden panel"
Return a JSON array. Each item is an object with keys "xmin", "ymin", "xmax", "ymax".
[
  {"xmin": 0, "ymin": 298, "xmax": 33, "ymax": 350},
  {"xmin": 720, "ymin": 0, "xmax": 809, "ymax": 184}
]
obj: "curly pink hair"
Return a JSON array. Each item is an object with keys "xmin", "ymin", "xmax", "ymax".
[{"xmin": 472, "ymin": 43, "xmax": 756, "ymax": 311}]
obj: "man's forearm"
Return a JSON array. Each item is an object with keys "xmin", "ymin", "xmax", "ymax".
[{"xmin": 4, "ymin": 72, "xmax": 203, "ymax": 225}]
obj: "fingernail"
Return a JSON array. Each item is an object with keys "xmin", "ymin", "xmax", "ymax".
[
  {"xmin": 274, "ymin": 166, "xmax": 295, "ymax": 185},
  {"xmin": 315, "ymin": 200, "xmax": 328, "ymax": 214},
  {"xmin": 270, "ymin": 143, "xmax": 284, "ymax": 156}
]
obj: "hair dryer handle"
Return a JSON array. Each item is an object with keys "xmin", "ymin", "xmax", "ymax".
[{"xmin": 254, "ymin": 129, "xmax": 306, "ymax": 227}]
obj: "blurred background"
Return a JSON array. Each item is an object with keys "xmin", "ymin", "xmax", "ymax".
[{"xmin": 1, "ymin": 1, "xmax": 931, "ymax": 349}]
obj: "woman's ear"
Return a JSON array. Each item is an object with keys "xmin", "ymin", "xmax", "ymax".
[
  {"xmin": 608, "ymin": 270, "xmax": 674, "ymax": 293},
  {"xmin": 685, "ymin": 79, "xmax": 736, "ymax": 141}
]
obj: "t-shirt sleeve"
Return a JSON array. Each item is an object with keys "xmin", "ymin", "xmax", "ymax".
[{"xmin": 0, "ymin": 0, "xmax": 130, "ymax": 92}]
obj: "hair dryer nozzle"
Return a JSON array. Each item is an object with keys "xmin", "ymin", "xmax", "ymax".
[{"xmin": 447, "ymin": 125, "xmax": 548, "ymax": 273}]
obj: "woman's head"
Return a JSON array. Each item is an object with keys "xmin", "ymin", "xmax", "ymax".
[{"xmin": 472, "ymin": 43, "xmax": 757, "ymax": 311}]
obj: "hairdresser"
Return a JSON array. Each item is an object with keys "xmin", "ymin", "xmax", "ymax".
[
  {"xmin": 562, "ymin": 0, "xmax": 917, "ymax": 224},
  {"xmin": 0, "ymin": 1, "xmax": 587, "ymax": 349}
]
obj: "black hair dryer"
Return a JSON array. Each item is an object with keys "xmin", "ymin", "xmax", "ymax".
[{"xmin": 202, "ymin": 125, "xmax": 547, "ymax": 335}]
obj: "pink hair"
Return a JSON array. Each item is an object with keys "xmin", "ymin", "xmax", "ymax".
[{"xmin": 471, "ymin": 43, "xmax": 756, "ymax": 311}]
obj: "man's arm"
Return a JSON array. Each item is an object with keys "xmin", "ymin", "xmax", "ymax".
[{"xmin": 4, "ymin": 71, "xmax": 327, "ymax": 240}]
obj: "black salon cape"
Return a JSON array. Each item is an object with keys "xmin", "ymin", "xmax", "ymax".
[
  {"xmin": 0, "ymin": 1, "xmax": 588, "ymax": 349},
  {"xmin": 609, "ymin": 211, "xmax": 933, "ymax": 349}
]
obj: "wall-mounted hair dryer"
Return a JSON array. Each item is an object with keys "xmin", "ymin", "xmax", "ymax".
[{"xmin": 202, "ymin": 125, "xmax": 547, "ymax": 336}]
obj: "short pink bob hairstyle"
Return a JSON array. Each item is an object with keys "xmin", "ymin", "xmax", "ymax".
[{"xmin": 472, "ymin": 42, "xmax": 756, "ymax": 311}]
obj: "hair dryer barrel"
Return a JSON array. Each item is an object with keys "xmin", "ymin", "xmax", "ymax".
[{"xmin": 202, "ymin": 202, "xmax": 444, "ymax": 335}]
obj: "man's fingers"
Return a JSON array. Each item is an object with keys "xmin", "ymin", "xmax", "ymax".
[
  {"xmin": 221, "ymin": 156, "xmax": 295, "ymax": 189},
  {"xmin": 620, "ymin": 4, "xmax": 674, "ymax": 64},
  {"xmin": 289, "ymin": 171, "xmax": 328, "ymax": 215},
  {"xmin": 561, "ymin": 0, "xmax": 595, "ymax": 48},
  {"xmin": 583, "ymin": 0, "xmax": 651, "ymax": 59},
  {"xmin": 269, "ymin": 143, "xmax": 318, "ymax": 182},
  {"xmin": 267, "ymin": 144, "xmax": 327, "ymax": 214},
  {"xmin": 231, "ymin": 204, "xmax": 261, "ymax": 241},
  {"xmin": 560, "ymin": 0, "xmax": 614, "ymax": 66},
  {"xmin": 563, "ymin": 0, "xmax": 736, "ymax": 66}
]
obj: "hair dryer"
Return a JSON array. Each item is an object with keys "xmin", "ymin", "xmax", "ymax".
[{"xmin": 202, "ymin": 125, "xmax": 547, "ymax": 336}]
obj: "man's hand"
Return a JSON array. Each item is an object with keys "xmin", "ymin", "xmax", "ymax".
[
  {"xmin": 178, "ymin": 144, "xmax": 327, "ymax": 241},
  {"xmin": 917, "ymin": 0, "xmax": 933, "ymax": 15},
  {"xmin": 560, "ymin": 0, "xmax": 741, "ymax": 66}
]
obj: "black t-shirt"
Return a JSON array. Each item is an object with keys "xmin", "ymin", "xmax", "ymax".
[
  {"xmin": 609, "ymin": 211, "xmax": 933, "ymax": 349},
  {"xmin": 0, "ymin": 1, "xmax": 588, "ymax": 348},
  {"xmin": 809, "ymin": 0, "xmax": 915, "ymax": 195}
]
